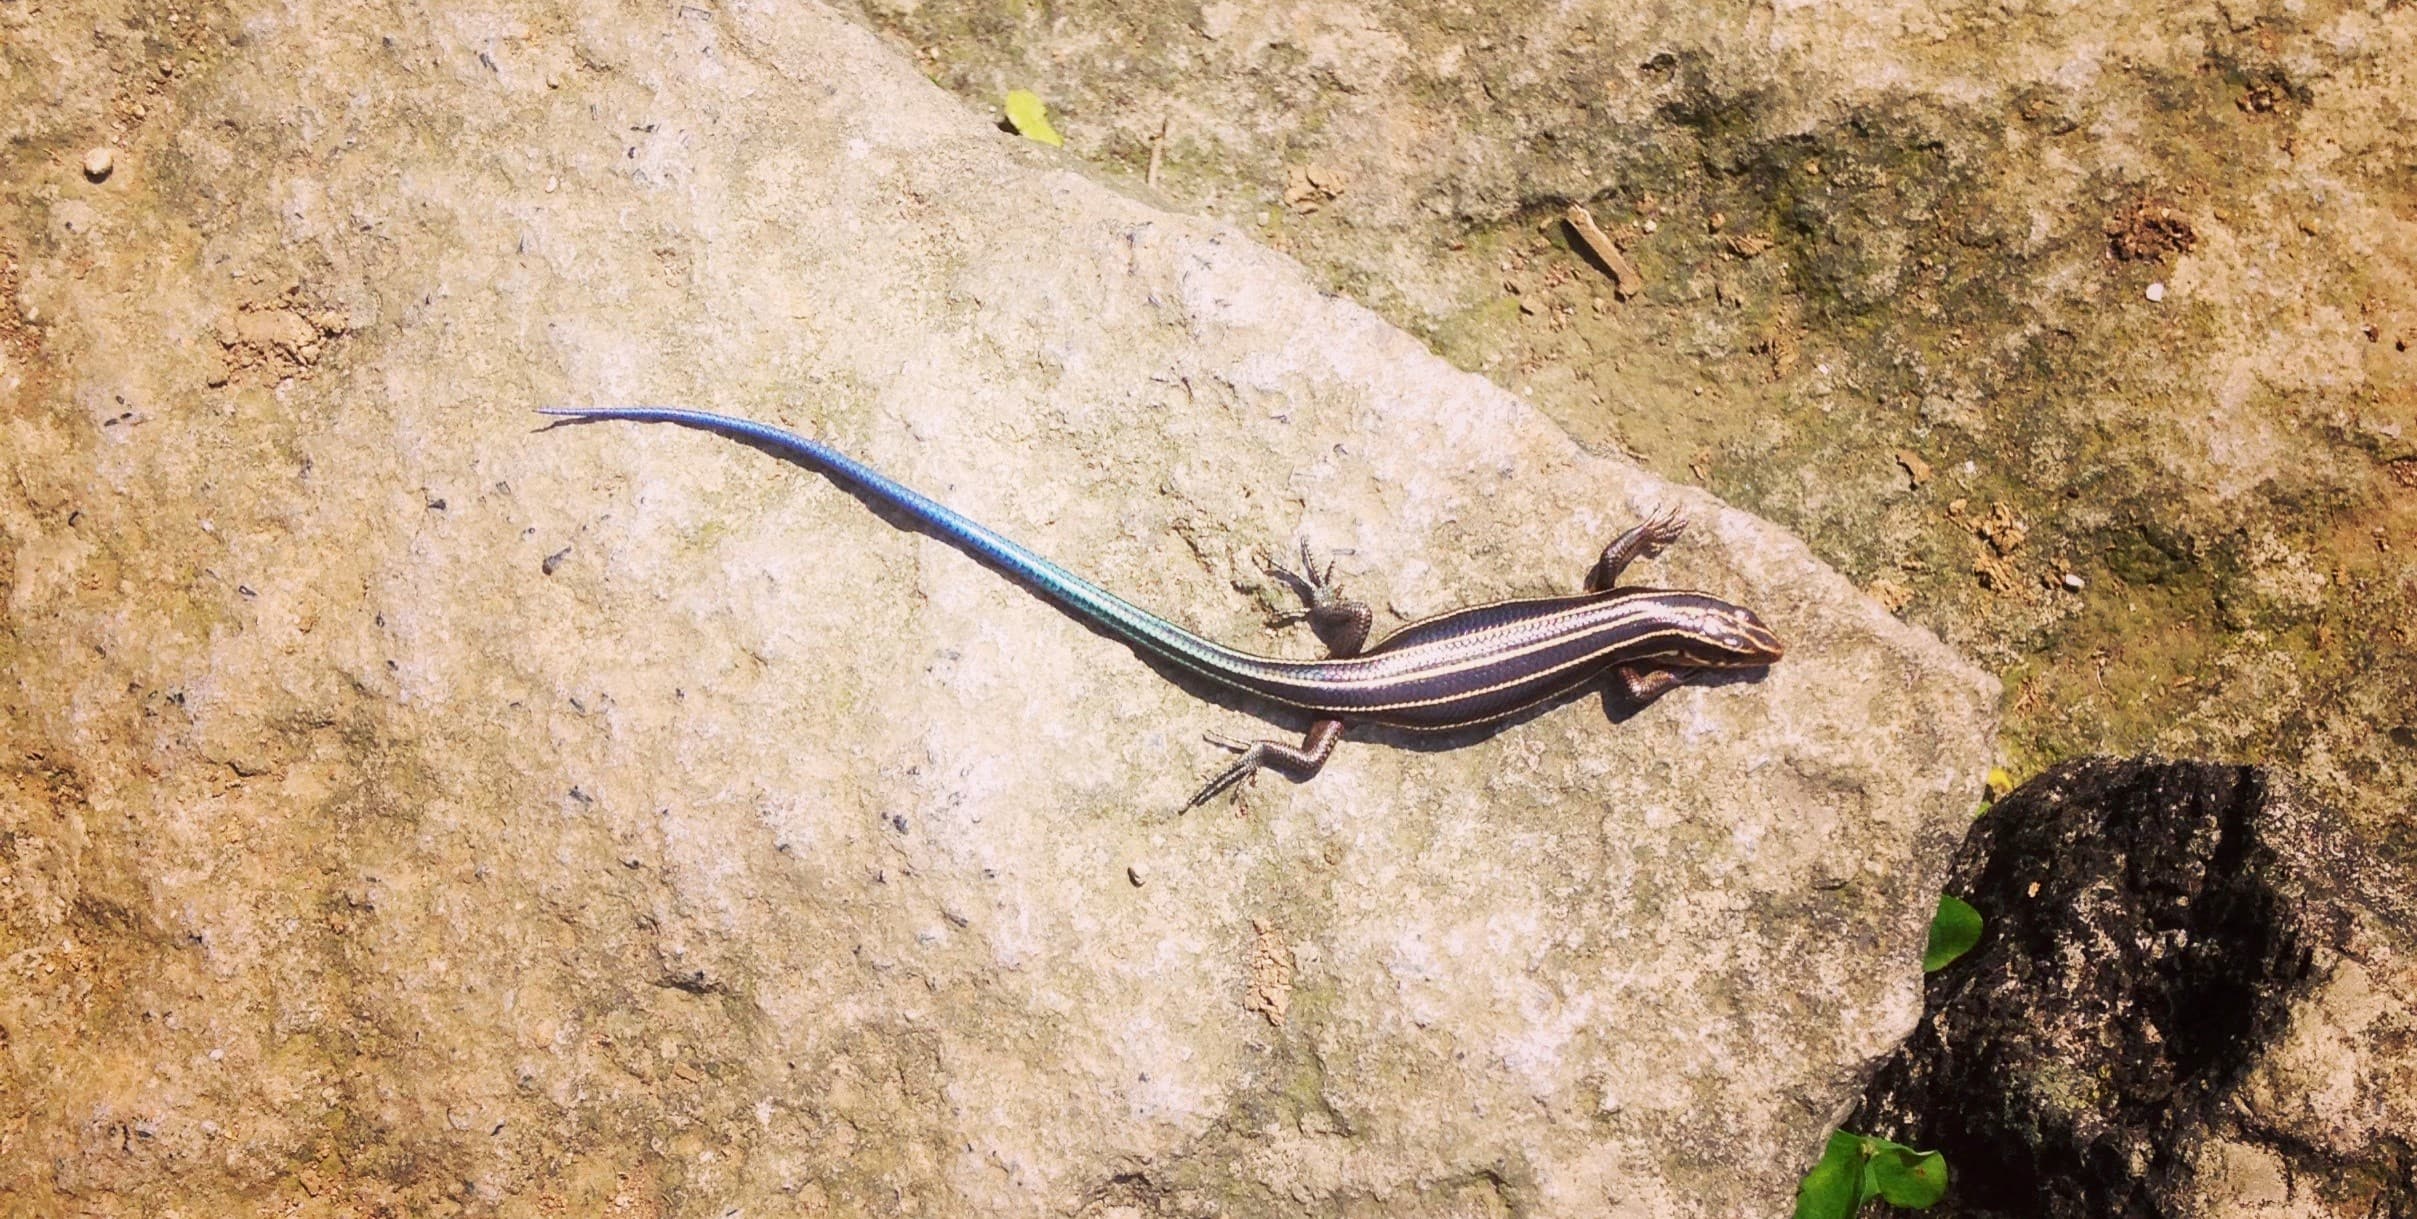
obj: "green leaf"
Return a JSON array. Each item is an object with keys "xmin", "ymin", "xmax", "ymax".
[
  {"xmin": 1984, "ymin": 765, "xmax": 2015, "ymax": 802},
  {"xmin": 1003, "ymin": 90, "xmax": 1064, "ymax": 147},
  {"xmin": 1866, "ymin": 1145, "xmax": 1949, "ymax": 1208},
  {"xmin": 1923, "ymin": 895, "xmax": 1982, "ymax": 972},
  {"xmin": 1792, "ymin": 1131, "xmax": 1866, "ymax": 1219}
]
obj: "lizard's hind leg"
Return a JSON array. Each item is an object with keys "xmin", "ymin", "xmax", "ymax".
[
  {"xmin": 1187, "ymin": 719, "xmax": 1346, "ymax": 809},
  {"xmin": 1263, "ymin": 538, "xmax": 1372, "ymax": 657}
]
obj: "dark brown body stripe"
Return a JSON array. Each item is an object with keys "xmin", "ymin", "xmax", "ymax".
[{"xmin": 1156, "ymin": 589, "xmax": 1755, "ymax": 730}]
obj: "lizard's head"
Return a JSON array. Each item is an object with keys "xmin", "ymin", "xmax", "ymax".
[{"xmin": 1667, "ymin": 595, "xmax": 1786, "ymax": 666}]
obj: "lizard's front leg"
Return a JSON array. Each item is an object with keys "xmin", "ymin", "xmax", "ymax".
[
  {"xmin": 1615, "ymin": 664, "xmax": 1696, "ymax": 705},
  {"xmin": 1586, "ymin": 509, "xmax": 1688, "ymax": 592}
]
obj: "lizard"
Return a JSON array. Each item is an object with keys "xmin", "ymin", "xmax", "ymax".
[{"xmin": 540, "ymin": 407, "xmax": 1784, "ymax": 806}]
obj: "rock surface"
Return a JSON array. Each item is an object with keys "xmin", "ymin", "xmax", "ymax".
[
  {"xmin": 0, "ymin": 2, "xmax": 1995, "ymax": 1214},
  {"xmin": 1854, "ymin": 759, "xmax": 2417, "ymax": 1217},
  {"xmin": 838, "ymin": 0, "xmax": 2417, "ymax": 956}
]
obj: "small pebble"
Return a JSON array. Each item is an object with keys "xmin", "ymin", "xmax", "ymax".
[
  {"xmin": 1127, "ymin": 863, "xmax": 1146, "ymax": 888},
  {"xmin": 2145, "ymin": 281, "xmax": 2166, "ymax": 302},
  {"xmin": 83, "ymin": 147, "xmax": 114, "ymax": 182},
  {"xmin": 2062, "ymin": 572, "xmax": 2086, "ymax": 591}
]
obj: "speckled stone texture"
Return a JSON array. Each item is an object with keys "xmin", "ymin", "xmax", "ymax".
[
  {"xmin": 1, "ymin": 2, "xmax": 1995, "ymax": 1215},
  {"xmin": 1854, "ymin": 759, "xmax": 2417, "ymax": 1218},
  {"xmin": 833, "ymin": 0, "xmax": 2417, "ymax": 1022}
]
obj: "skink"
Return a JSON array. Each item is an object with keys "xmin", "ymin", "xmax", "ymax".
[{"xmin": 540, "ymin": 407, "xmax": 1784, "ymax": 806}]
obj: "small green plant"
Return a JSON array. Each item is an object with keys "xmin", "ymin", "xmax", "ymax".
[
  {"xmin": 1792, "ymin": 1131, "xmax": 1949, "ymax": 1219},
  {"xmin": 1923, "ymin": 895, "xmax": 1982, "ymax": 972},
  {"xmin": 1002, "ymin": 90, "xmax": 1064, "ymax": 147},
  {"xmin": 1793, "ymin": 892, "xmax": 1977, "ymax": 1215}
]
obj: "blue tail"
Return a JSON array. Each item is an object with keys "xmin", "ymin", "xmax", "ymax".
[{"xmin": 538, "ymin": 406, "xmax": 1286, "ymax": 688}]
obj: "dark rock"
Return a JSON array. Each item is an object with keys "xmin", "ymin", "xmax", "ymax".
[{"xmin": 1849, "ymin": 757, "xmax": 2415, "ymax": 1218}]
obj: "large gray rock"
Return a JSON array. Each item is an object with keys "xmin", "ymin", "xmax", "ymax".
[
  {"xmin": 821, "ymin": 1, "xmax": 2417, "ymax": 1213},
  {"xmin": 0, "ymin": 2, "xmax": 1994, "ymax": 1213},
  {"xmin": 833, "ymin": 0, "xmax": 2417, "ymax": 980}
]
